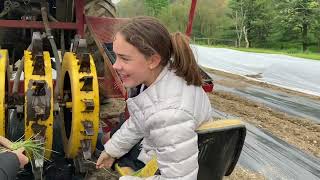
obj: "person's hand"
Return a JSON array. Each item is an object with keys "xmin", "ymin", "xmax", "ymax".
[
  {"xmin": 13, "ymin": 147, "xmax": 29, "ymax": 168},
  {"xmin": 96, "ymin": 151, "xmax": 115, "ymax": 169},
  {"xmin": 0, "ymin": 136, "xmax": 13, "ymax": 149}
]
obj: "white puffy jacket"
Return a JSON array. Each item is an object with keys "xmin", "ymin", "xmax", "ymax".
[{"xmin": 104, "ymin": 65, "xmax": 212, "ymax": 180}]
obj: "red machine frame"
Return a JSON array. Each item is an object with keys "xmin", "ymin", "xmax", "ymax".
[
  {"xmin": 0, "ymin": 0, "xmax": 85, "ymax": 37},
  {"xmin": 0, "ymin": 0, "xmax": 198, "ymax": 38},
  {"xmin": 1, "ymin": 0, "xmax": 210, "ymax": 97}
]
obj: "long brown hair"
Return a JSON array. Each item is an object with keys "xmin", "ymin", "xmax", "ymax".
[{"xmin": 116, "ymin": 16, "xmax": 203, "ymax": 86}]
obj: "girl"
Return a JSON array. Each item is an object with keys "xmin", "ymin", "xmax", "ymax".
[{"xmin": 96, "ymin": 16, "xmax": 212, "ymax": 180}]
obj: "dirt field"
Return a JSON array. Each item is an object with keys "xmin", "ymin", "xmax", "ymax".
[
  {"xmin": 224, "ymin": 166, "xmax": 265, "ymax": 180},
  {"xmin": 206, "ymin": 68, "xmax": 320, "ymax": 158}
]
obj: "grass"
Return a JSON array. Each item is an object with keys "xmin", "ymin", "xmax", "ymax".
[
  {"xmin": 198, "ymin": 44, "xmax": 320, "ymax": 61},
  {"xmin": 0, "ymin": 134, "xmax": 58, "ymax": 163},
  {"xmin": 86, "ymin": 159, "xmax": 119, "ymax": 178}
]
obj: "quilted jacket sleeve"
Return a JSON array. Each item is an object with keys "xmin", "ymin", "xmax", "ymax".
[
  {"xmin": 120, "ymin": 109, "xmax": 199, "ymax": 180},
  {"xmin": 104, "ymin": 116, "xmax": 144, "ymax": 158},
  {"xmin": 0, "ymin": 152, "xmax": 20, "ymax": 180}
]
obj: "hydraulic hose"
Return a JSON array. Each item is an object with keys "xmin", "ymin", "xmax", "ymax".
[
  {"xmin": 41, "ymin": 1, "xmax": 61, "ymax": 100},
  {"xmin": 12, "ymin": 44, "xmax": 31, "ymax": 94}
]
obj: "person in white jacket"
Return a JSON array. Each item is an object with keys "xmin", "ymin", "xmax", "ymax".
[{"xmin": 96, "ymin": 16, "xmax": 212, "ymax": 180}]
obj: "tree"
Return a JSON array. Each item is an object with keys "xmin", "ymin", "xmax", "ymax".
[
  {"xmin": 229, "ymin": 0, "xmax": 276, "ymax": 48},
  {"xmin": 276, "ymin": 0, "xmax": 320, "ymax": 51},
  {"xmin": 117, "ymin": 0, "xmax": 145, "ymax": 17},
  {"xmin": 229, "ymin": 0, "xmax": 247, "ymax": 47},
  {"xmin": 192, "ymin": 0, "xmax": 229, "ymax": 38},
  {"xmin": 144, "ymin": 0, "xmax": 169, "ymax": 16}
]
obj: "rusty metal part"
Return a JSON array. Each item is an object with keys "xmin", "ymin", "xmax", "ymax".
[
  {"xmin": 73, "ymin": 156, "xmax": 92, "ymax": 174},
  {"xmin": 81, "ymin": 99, "xmax": 94, "ymax": 113},
  {"xmin": 80, "ymin": 76, "xmax": 93, "ymax": 91},
  {"xmin": 72, "ymin": 37, "xmax": 91, "ymax": 73},
  {"xmin": 81, "ymin": 120, "xmax": 94, "ymax": 136},
  {"xmin": 25, "ymin": 80, "xmax": 51, "ymax": 123}
]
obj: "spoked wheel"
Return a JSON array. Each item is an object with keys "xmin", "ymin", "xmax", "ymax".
[{"xmin": 60, "ymin": 52, "xmax": 99, "ymax": 159}]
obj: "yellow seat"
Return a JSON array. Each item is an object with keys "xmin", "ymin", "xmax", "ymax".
[
  {"xmin": 115, "ymin": 119, "xmax": 246, "ymax": 179},
  {"xmin": 115, "ymin": 156, "xmax": 158, "ymax": 177}
]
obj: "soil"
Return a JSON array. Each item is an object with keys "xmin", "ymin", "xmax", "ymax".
[
  {"xmin": 224, "ymin": 166, "xmax": 265, "ymax": 180},
  {"xmin": 206, "ymin": 68, "xmax": 320, "ymax": 158}
]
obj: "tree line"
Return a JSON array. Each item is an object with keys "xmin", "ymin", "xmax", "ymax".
[{"xmin": 116, "ymin": 0, "xmax": 320, "ymax": 52}]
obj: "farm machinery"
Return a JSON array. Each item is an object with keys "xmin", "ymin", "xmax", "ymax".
[{"xmin": 0, "ymin": 0, "xmax": 244, "ymax": 180}]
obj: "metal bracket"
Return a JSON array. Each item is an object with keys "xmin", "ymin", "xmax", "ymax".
[
  {"xmin": 31, "ymin": 123, "xmax": 47, "ymax": 137},
  {"xmin": 32, "ymin": 55, "xmax": 45, "ymax": 76},
  {"xmin": 80, "ymin": 139, "xmax": 92, "ymax": 160},
  {"xmin": 53, "ymin": 102, "xmax": 60, "ymax": 116},
  {"xmin": 29, "ymin": 132, "xmax": 45, "ymax": 180},
  {"xmin": 72, "ymin": 139, "xmax": 93, "ymax": 173},
  {"xmin": 72, "ymin": 35, "xmax": 91, "ymax": 73},
  {"xmin": 80, "ymin": 76, "xmax": 93, "ymax": 91},
  {"xmin": 81, "ymin": 99, "xmax": 94, "ymax": 113},
  {"xmin": 31, "ymin": 32, "xmax": 45, "ymax": 76},
  {"xmin": 32, "ymin": 81, "xmax": 47, "ymax": 96},
  {"xmin": 78, "ymin": 53, "xmax": 91, "ymax": 73},
  {"xmin": 26, "ymin": 80, "xmax": 51, "ymax": 123},
  {"xmin": 81, "ymin": 120, "xmax": 94, "ymax": 136},
  {"xmin": 73, "ymin": 156, "xmax": 91, "ymax": 174}
]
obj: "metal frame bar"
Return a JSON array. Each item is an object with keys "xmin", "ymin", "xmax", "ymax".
[
  {"xmin": 75, "ymin": 0, "xmax": 85, "ymax": 37},
  {"xmin": 0, "ymin": 20, "xmax": 77, "ymax": 29},
  {"xmin": 0, "ymin": 0, "xmax": 85, "ymax": 36},
  {"xmin": 186, "ymin": 0, "xmax": 198, "ymax": 37}
]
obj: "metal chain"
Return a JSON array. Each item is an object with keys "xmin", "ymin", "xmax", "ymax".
[
  {"xmin": 0, "ymin": 0, "xmax": 12, "ymax": 18},
  {"xmin": 23, "ymin": 0, "xmax": 30, "ymax": 5}
]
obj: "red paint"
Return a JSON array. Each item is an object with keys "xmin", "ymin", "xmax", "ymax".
[
  {"xmin": 202, "ymin": 83, "xmax": 214, "ymax": 93},
  {"xmin": 186, "ymin": 0, "xmax": 197, "ymax": 37},
  {"xmin": 75, "ymin": 0, "xmax": 85, "ymax": 37},
  {"xmin": 0, "ymin": 20, "xmax": 78, "ymax": 29}
]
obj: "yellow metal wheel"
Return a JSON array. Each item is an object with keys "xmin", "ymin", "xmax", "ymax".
[
  {"xmin": 60, "ymin": 52, "xmax": 99, "ymax": 159},
  {"xmin": 0, "ymin": 50, "xmax": 9, "ymax": 137},
  {"xmin": 24, "ymin": 50, "xmax": 54, "ymax": 159}
]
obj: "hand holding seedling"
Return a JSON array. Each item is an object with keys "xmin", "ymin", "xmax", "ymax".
[{"xmin": 0, "ymin": 136, "xmax": 29, "ymax": 168}]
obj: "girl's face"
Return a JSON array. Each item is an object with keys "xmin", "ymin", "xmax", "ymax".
[{"xmin": 112, "ymin": 33, "xmax": 159, "ymax": 88}]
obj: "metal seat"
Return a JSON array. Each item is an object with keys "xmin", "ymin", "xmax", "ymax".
[{"xmin": 197, "ymin": 119, "xmax": 246, "ymax": 180}]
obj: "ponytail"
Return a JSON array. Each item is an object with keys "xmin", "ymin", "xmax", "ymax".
[
  {"xmin": 117, "ymin": 17, "xmax": 203, "ymax": 86},
  {"xmin": 170, "ymin": 32, "xmax": 203, "ymax": 86}
]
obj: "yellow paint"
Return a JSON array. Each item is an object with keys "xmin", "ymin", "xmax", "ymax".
[
  {"xmin": 115, "ymin": 164, "xmax": 135, "ymax": 176},
  {"xmin": 133, "ymin": 156, "xmax": 158, "ymax": 177},
  {"xmin": 65, "ymin": 101, "xmax": 72, "ymax": 109},
  {"xmin": 116, "ymin": 156, "xmax": 159, "ymax": 177},
  {"xmin": 24, "ymin": 50, "xmax": 53, "ymax": 159},
  {"xmin": 196, "ymin": 119, "xmax": 243, "ymax": 132},
  {"xmin": 0, "ymin": 50, "xmax": 8, "ymax": 137},
  {"xmin": 60, "ymin": 52, "xmax": 99, "ymax": 158}
]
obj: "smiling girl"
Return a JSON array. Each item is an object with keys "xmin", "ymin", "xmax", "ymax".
[{"xmin": 96, "ymin": 16, "xmax": 212, "ymax": 180}]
